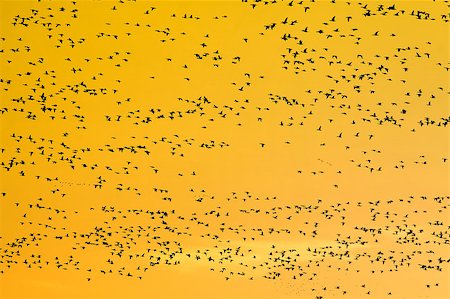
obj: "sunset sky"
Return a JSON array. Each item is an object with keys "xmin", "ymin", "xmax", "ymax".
[{"xmin": 0, "ymin": 0, "xmax": 449, "ymax": 298}]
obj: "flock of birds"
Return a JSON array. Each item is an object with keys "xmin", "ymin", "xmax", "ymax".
[{"xmin": 0, "ymin": 0, "xmax": 449, "ymax": 298}]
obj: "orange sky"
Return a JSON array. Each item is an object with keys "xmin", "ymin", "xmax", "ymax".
[{"xmin": 0, "ymin": 0, "xmax": 449, "ymax": 298}]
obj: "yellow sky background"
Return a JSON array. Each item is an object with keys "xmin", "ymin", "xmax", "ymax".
[{"xmin": 0, "ymin": 0, "xmax": 449, "ymax": 298}]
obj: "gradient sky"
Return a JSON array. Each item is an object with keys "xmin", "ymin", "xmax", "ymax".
[{"xmin": 0, "ymin": 0, "xmax": 449, "ymax": 298}]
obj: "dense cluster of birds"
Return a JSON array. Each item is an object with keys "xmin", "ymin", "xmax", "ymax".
[{"xmin": 0, "ymin": 0, "xmax": 449, "ymax": 298}]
